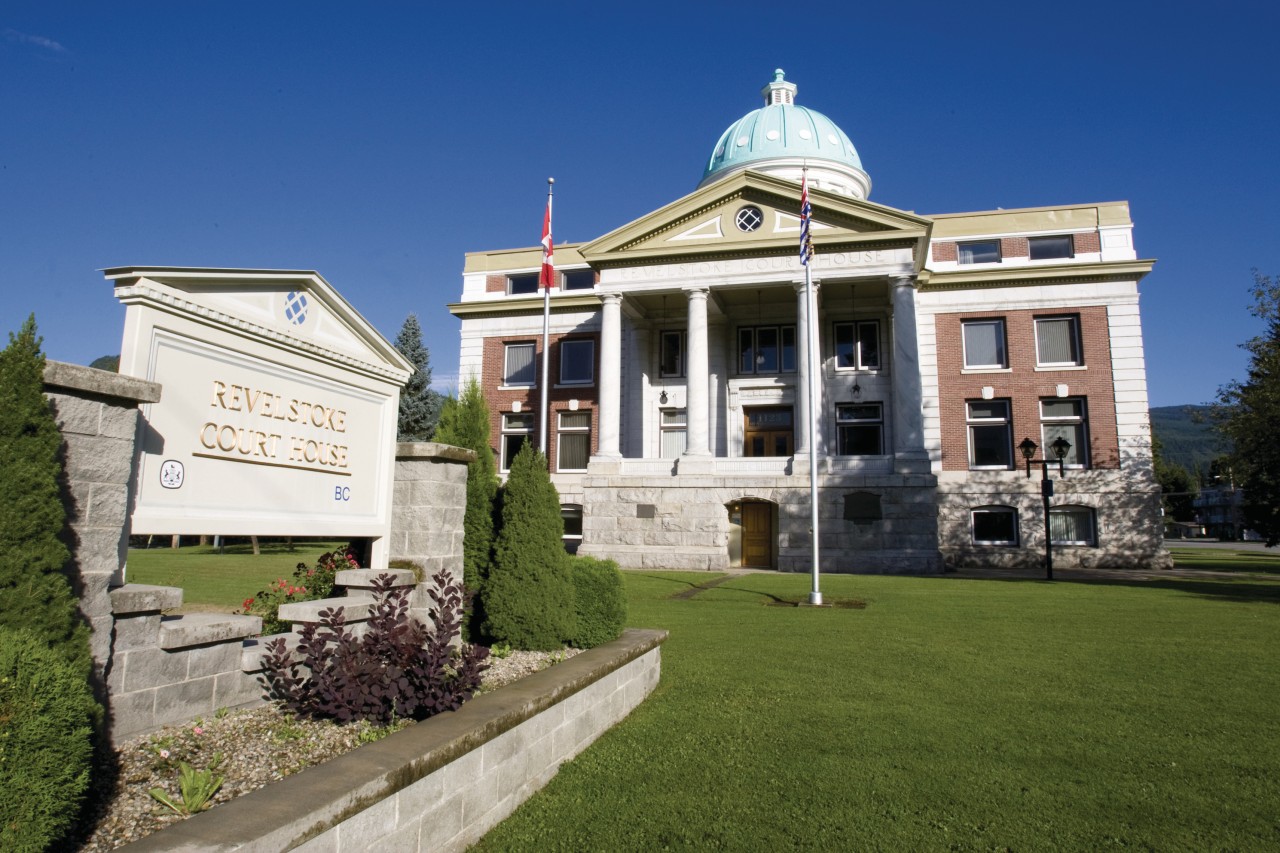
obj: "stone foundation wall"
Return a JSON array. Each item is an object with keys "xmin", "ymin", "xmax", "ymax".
[
  {"xmin": 936, "ymin": 469, "xmax": 1172, "ymax": 570},
  {"xmin": 579, "ymin": 471, "xmax": 943, "ymax": 574}
]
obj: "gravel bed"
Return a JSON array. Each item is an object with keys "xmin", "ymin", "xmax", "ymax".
[{"xmin": 78, "ymin": 648, "xmax": 578, "ymax": 851}]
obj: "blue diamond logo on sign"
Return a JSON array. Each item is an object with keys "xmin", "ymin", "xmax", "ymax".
[{"xmin": 284, "ymin": 291, "xmax": 309, "ymax": 326}]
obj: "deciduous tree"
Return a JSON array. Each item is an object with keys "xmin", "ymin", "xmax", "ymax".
[{"xmin": 1214, "ymin": 270, "xmax": 1280, "ymax": 545}]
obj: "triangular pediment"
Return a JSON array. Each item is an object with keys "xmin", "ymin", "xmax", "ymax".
[
  {"xmin": 104, "ymin": 266, "xmax": 413, "ymax": 381},
  {"xmin": 581, "ymin": 171, "xmax": 932, "ymax": 268}
]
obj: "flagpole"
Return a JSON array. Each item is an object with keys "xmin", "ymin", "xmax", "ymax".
[
  {"xmin": 539, "ymin": 177, "xmax": 554, "ymax": 456},
  {"xmin": 801, "ymin": 167, "xmax": 822, "ymax": 606}
]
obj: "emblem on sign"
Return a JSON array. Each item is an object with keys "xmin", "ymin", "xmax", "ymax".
[{"xmin": 159, "ymin": 460, "xmax": 184, "ymax": 489}]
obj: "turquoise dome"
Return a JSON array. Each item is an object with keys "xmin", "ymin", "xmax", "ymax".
[{"xmin": 698, "ymin": 70, "xmax": 867, "ymax": 197}]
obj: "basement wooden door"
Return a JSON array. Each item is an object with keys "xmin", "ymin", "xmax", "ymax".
[{"xmin": 741, "ymin": 502, "xmax": 773, "ymax": 568}]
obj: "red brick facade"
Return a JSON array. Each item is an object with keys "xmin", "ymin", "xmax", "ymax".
[
  {"xmin": 934, "ymin": 305, "xmax": 1117, "ymax": 472},
  {"xmin": 485, "ymin": 274, "xmax": 506, "ymax": 294},
  {"xmin": 480, "ymin": 332, "xmax": 601, "ymax": 472},
  {"xmin": 931, "ymin": 231, "xmax": 1100, "ymax": 264}
]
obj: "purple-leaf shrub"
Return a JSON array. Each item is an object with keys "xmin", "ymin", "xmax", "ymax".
[{"xmin": 259, "ymin": 571, "xmax": 490, "ymax": 725}]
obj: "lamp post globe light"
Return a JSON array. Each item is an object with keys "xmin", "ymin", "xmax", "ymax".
[{"xmin": 1019, "ymin": 436, "xmax": 1072, "ymax": 580}]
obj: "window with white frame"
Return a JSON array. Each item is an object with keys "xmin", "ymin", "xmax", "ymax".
[
  {"xmin": 1029, "ymin": 235, "xmax": 1074, "ymax": 260},
  {"xmin": 500, "ymin": 413, "xmax": 534, "ymax": 471},
  {"xmin": 1035, "ymin": 315, "xmax": 1083, "ymax": 366},
  {"xmin": 836, "ymin": 403, "xmax": 883, "ymax": 455},
  {"xmin": 507, "ymin": 273, "xmax": 539, "ymax": 295},
  {"xmin": 1050, "ymin": 505, "xmax": 1096, "ymax": 545},
  {"xmin": 561, "ymin": 504, "xmax": 583, "ymax": 554},
  {"xmin": 962, "ymin": 319, "xmax": 1007, "ymax": 369},
  {"xmin": 833, "ymin": 321, "xmax": 881, "ymax": 370},
  {"xmin": 738, "ymin": 325, "xmax": 797, "ymax": 374},
  {"xmin": 1040, "ymin": 398, "xmax": 1089, "ymax": 467},
  {"xmin": 559, "ymin": 339, "xmax": 594, "ymax": 385},
  {"xmin": 561, "ymin": 269, "xmax": 594, "ymax": 290},
  {"xmin": 503, "ymin": 342, "xmax": 536, "ymax": 386},
  {"xmin": 659, "ymin": 408, "xmax": 687, "ymax": 458},
  {"xmin": 958, "ymin": 240, "xmax": 1001, "ymax": 264},
  {"xmin": 556, "ymin": 411, "xmax": 591, "ymax": 471},
  {"xmin": 972, "ymin": 506, "xmax": 1019, "ymax": 545},
  {"xmin": 660, "ymin": 330, "xmax": 685, "ymax": 377},
  {"xmin": 967, "ymin": 399, "xmax": 1013, "ymax": 469}
]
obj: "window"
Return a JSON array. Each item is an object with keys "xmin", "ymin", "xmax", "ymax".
[
  {"xmin": 500, "ymin": 413, "xmax": 533, "ymax": 470},
  {"xmin": 507, "ymin": 273, "xmax": 539, "ymax": 295},
  {"xmin": 967, "ymin": 400, "xmax": 1013, "ymax": 469},
  {"xmin": 735, "ymin": 205, "xmax": 764, "ymax": 232},
  {"xmin": 559, "ymin": 339, "xmax": 594, "ymax": 385},
  {"xmin": 833, "ymin": 321, "xmax": 881, "ymax": 370},
  {"xmin": 556, "ymin": 411, "xmax": 591, "ymax": 471},
  {"xmin": 1050, "ymin": 506, "xmax": 1096, "ymax": 545},
  {"xmin": 1035, "ymin": 316, "xmax": 1082, "ymax": 366},
  {"xmin": 503, "ymin": 343, "xmax": 536, "ymax": 386},
  {"xmin": 561, "ymin": 505, "xmax": 583, "ymax": 554},
  {"xmin": 738, "ymin": 325, "xmax": 796, "ymax": 374},
  {"xmin": 972, "ymin": 506, "xmax": 1019, "ymax": 545},
  {"xmin": 958, "ymin": 240, "xmax": 1001, "ymax": 264},
  {"xmin": 962, "ymin": 319, "xmax": 1007, "ymax": 369},
  {"xmin": 660, "ymin": 330, "xmax": 685, "ymax": 377},
  {"xmin": 561, "ymin": 269, "xmax": 594, "ymax": 290},
  {"xmin": 1040, "ymin": 398, "xmax": 1088, "ymax": 467},
  {"xmin": 660, "ymin": 408, "xmax": 687, "ymax": 458},
  {"xmin": 836, "ymin": 403, "xmax": 883, "ymax": 455},
  {"xmin": 1029, "ymin": 235, "xmax": 1074, "ymax": 260}
]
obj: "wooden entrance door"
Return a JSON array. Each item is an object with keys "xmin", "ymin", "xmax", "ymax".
[
  {"xmin": 742, "ymin": 502, "xmax": 773, "ymax": 568},
  {"xmin": 743, "ymin": 407, "xmax": 794, "ymax": 457}
]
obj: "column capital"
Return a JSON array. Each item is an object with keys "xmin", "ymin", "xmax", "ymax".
[
  {"xmin": 891, "ymin": 274, "xmax": 918, "ymax": 290},
  {"xmin": 792, "ymin": 279, "xmax": 821, "ymax": 294},
  {"xmin": 682, "ymin": 284, "xmax": 710, "ymax": 299},
  {"xmin": 600, "ymin": 291, "xmax": 624, "ymax": 305}
]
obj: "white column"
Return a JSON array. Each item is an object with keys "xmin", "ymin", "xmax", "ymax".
[
  {"xmin": 683, "ymin": 286, "xmax": 711, "ymax": 457},
  {"xmin": 793, "ymin": 280, "xmax": 820, "ymax": 455},
  {"xmin": 891, "ymin": 275, "xmax": 929, "ymax": 473},
  {"xmin": 598, "ymin": 292, "xmax": 623, "ymax": 458}
]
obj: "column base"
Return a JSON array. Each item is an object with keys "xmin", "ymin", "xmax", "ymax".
[
  {"xmin": 676, "ymin": 454, "xmax": 715, "ymax": 476},
  {"xmin": 587, "ymin": 454, "xmax": 623, "ymax": 475}
]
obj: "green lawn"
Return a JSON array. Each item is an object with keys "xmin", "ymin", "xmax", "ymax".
[
  {"xmin": 124, "ymin": 540, "xmax": 345, "ymax": 609},
  {"xmin": 1169, "ymin": 545, "xmax": 1280, "ymax": 574},
  {"xmin": 475, "ymin": 571, "xmax": 1280, "ymax": 851}
]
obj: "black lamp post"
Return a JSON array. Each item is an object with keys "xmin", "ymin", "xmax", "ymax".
[{"xmin": 1018, "ymin": 436, "xmax": 1072, "ymax": 580}]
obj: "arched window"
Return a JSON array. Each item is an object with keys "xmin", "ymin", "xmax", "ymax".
[{"xmin": 971, "ymin": 506, "xmax": 1018, "ymax": 546}]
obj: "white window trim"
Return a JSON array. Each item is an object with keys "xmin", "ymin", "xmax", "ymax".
[
  {"xmin": 558, "ymin": 339, "xmax": 595, "ymax": 387},
  {"xmin": 1040, "ymin": 398, "xmax": 1089, "ymax": 469},
  {"xmin": 835, "ymin": 402, "xmax": 884, "ymax": 456},
  {"xmin": 961, "ymin": 319, "xmax": 1008, "ymax": 370},
  {"xmin": 1049, "ymin": 505, "xmax": 1098, "ymax": 546},
  {"xmin": 833, "ymin": 320, "xmax": 882, "ymax": 372},
  {"xmin": 971, "ymin": 506, "xmax": 1019, "ymax": 546},
  {"xmin": 966, "ymin": 399, "xmax": 1013, "ymax": 470},
  {"xmin": 1034, "ymin": 316, "xmax": 1084, "ymax": 368},
  {"xmin": 502, "ymin": 342, "xmax": 537, "ymax": 388},
  {"xmin": 556, "ymin": 411, "xmax": 591, "ymax": 472},
  {"xmin": 499, "ymin": 413, "xmax": 533, "ymax": 473}
]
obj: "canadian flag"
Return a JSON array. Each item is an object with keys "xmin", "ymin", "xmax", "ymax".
[{"xmin": 539, "ymin": 193, "xmax": 554, "ymax": 289}]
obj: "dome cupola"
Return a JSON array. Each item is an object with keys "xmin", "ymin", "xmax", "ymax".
[{"xmin": 698, "ymin": 70, "xmax": 870, "ymax": 199}]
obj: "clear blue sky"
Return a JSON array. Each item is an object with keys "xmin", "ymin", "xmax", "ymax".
[{"xmin": 4, "ymin": 1, "xmax": 1278, "ymax": 408}]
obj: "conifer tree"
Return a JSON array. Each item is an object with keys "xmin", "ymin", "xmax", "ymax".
[
  {"xmin": 394, "ymin": 313, "xmax": 443, "ymax": 441},
  {"xmin": 0, "ymin": 315, "xmax": 89, "ymax": 673},
  {"xmin": 433, "ymin": 378, "xmax": 499, "ymax": 635},
  {"xmin": 484, "ymin": 443, "xmax": 574, "ymax": 650}
]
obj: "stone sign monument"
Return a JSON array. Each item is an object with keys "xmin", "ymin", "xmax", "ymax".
[{"xmin": 108, "ymin": 266, "xmax": 412, "ymax": 568}]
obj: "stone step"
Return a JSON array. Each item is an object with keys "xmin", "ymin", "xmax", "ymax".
[
  {"xmin": 110, "ymin": 583, "xmax": 183, "ymax": 615},
  {"xmin": 277, "ymin": 592, "xmax": 374, "ymax": 626},
  {"xmin": 157, "ymin": 613, "xmax": 262, "ymax": 650},
  {"xmin": 335, "ymin": 568, "xmax": 417, "ymax": 590}
]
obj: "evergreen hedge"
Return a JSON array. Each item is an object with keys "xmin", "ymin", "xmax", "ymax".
[
  {"xmin": 0, "ymin": 627, "xmax": 97, "ymax": 851},
  {"xmin": 483, "ymin": 443, "xmax": 574, "ymax": 650},
  {"xmin": 433, "ymin": 378, "xmax": 498, "ymax": 639},
  {"xmin": 0, "ymin": 315, "xmax": 90, "ymax": 672},
  {"xmin": 566, "ymin": 554, "xmax": 627, "ymax": 649}
]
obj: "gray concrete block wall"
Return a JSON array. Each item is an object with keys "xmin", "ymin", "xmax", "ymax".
[
  {"xmin": 117, "ymin": 629, "xmax": 668, "ymax": 852},
  {"xmin": 43, "ymin": 361, "xmax": 160, "ymax": 677},
  {"xmin": 390, "ymin": 442, "xmax": 474, "ymax": 585}
]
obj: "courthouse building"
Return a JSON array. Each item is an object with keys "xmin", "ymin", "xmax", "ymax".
[{"xmin": 449, "ymin": 71, "xmax": 1167, "ymax": 572}]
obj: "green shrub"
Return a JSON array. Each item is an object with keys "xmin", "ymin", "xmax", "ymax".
[
  {"xmin": 0, "ymin": 628, "xmax": 97, "ymax": 851},
  {"xmin": 0, "ymin": 315, "xmax": 89, "ymax": 674},
  {"xmin": 484, "ymin": 443, "xmax": 575, "ymax": 650},
  {"xmin": 566, "ymin": 555, "xmax": 627, "ymax": 649},
  {"xmin": 433, "ymin": 379, "xmax": 499, "ymax": 639}
]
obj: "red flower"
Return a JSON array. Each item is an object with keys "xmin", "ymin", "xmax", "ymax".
[{"xmin": 242, "ymin": 598, "xmax": 254, "ymax": 611}]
